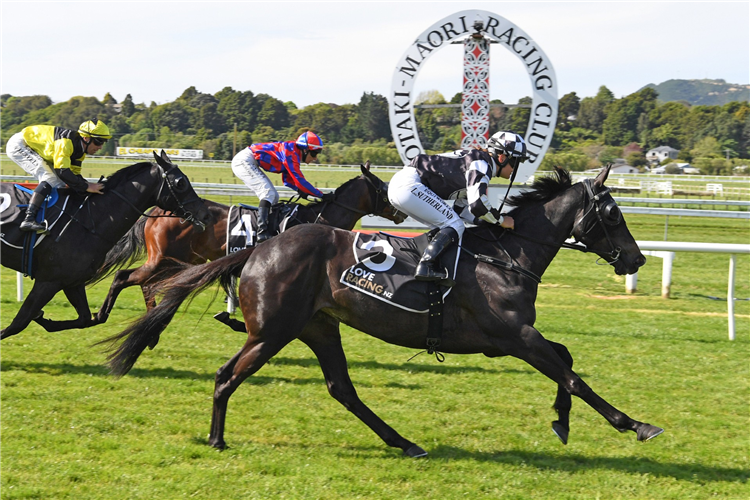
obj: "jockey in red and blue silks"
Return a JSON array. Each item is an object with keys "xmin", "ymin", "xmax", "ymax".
[
  {"xmin": 249, "ymin": 141, "xmax": 325, "ymax": 199},
  {"xmin": 231, "ymin": 131, "xmax": 333, "ymax": 242}
]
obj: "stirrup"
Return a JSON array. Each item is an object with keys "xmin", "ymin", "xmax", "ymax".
[{"xmin": 20, "ymin": 220, "xmax": 48, "ymax": 234}]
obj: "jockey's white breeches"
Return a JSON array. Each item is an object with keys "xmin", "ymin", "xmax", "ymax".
[
  {"xmin": 387, "ymin": 167, "xmax": 465, "ymax": 237},
  {"xmin": 6, "ymin": 132, "xmax": 67, "ymax": 189},
  {"xmin": 231, "ymin": 148, "xmax": 278, "ymax": 204}
]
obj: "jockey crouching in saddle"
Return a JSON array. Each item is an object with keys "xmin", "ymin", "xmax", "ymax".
[
  {"xmin": 387, "ymin": 131, "xmax": 529, "ymax": 284},
  {"xmin": 231, "ymin": 131, "xmax": 335, "ymax": 242},
  {"xmin": 6, "ymin": 119, "xmax": 110, "ymax": 233}
]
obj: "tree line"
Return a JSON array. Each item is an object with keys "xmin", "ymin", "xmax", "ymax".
[{"xmin": 2, "ymin": 84, "xmax": 749, "ymax": 174}]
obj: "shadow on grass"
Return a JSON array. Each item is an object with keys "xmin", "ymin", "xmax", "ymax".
[
  {"xmin": 429, "ymin": 445, "xmax": 748, "ymax": 484},
  {"xmin": 0, "ymin": 355, "xmax": 534, "ymax": 383}
]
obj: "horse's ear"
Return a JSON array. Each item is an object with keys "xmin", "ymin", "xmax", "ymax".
[
  {"xmin": 595, "ymin": 163, "xmax": 611, "ymax": 188},
  {"xmin": 361, "ymin": 160, "xmax": 371, "ymax": 174},
  {"xmin": 160, "ymin": 149, "xmax": 172, "ymax": 165}
]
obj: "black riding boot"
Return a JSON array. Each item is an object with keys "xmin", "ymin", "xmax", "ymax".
[
  {"xmin": 256, "ymin": 200, "xmax": 272, "ymax": 243},
  {"xmin": 20, "ymin": 184, "xmax": 51, "ymax": 233},
  {"xmin": 415, "ymin": 227, "xmax": 458, "ymax": 283}
]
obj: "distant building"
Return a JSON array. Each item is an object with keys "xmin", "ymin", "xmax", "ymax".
[
  {"xmin": 585, "ymin": 164, "xmax": 639, "ymax": 174},
  {"xmin": 646, "ymin": 146, "xmax": 680, "ymax": 164},
  {"xmin": 610, "ymin": 164, "xmax": 640, "ymax": 174},
  {"xmin": 651, "ymin": 162, "xmax": 697, "ymax": 174}
]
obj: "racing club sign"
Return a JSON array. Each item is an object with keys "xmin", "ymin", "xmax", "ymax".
[{"xmin": 389, "ymin": 10, "xmax": 558, "ymax": 183}]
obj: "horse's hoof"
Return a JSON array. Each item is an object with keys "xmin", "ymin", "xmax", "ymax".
[
  {"xmin": 208, "ymin": 438, "xmax": 227, "ymax": 450},
  {"xmin": 214, "ymin": 311, "xmax": 230, "ymax": 323},
  {"xmin": 403, "ymin": 444, "xmax": 428, "ymax": 458},
  {"xmin": 637, "ymin": 424, "xmax": 664, "ymax": 442},
  {"xmin": 551, "ymin": 420, "xmax": 569, "ymax": 445}
]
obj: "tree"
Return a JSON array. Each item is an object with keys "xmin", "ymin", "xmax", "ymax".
[
  {"xmin": 151, "ymin": 101, "xmax": 193, "ymax": 132},
  {"xmin": 120, "ymin": 94, "xmax": 136, "ymax": 117},
  {"xmin": 577, "ymin": 86, "xmax": 614, "ymax": 133},
  {"xmin": 256, "ymin": 97, "xmax": 291, "ymax": 130},
  {"xmin": 353, "ymin": 92, "xmax": 390, "ymax": 142},
  {"xmin": 691, "ymin": 136, "xmax": 722, "ymax": 158},
  {"xmin": 102, "ymin": 92, "xmax": 117, "ymax": 105},
  {"xmin": 602, "ymin": 87, "xmax": 658, "ymax": 145}
]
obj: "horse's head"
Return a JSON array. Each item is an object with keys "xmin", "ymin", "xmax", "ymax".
[
  {"xmin": 360, "ymin": 161, "xmax": 407, "ymax": 224},
  {"xmin": 152, "ymin": 151, "xmax": 213, "ymax": 232},
  {"xmin": 570, "ymin": 165, "xmax": 646, "ymax": 275}
]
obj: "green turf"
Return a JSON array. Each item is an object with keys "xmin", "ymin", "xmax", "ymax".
[{"xmin": 1, "ymin": 200, "xmax": 748, "ymax": 498}]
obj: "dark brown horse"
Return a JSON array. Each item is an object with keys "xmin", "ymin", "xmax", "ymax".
[
  {"xmin": 0, "ymin": 151, "xmax": 212, "ymax": 339},
  {"xmin": 101, "ymin": 165, "xmax": 663, "ymax": 457},
  {"xmin": 94, "ymin": 163, "xmax": 403, "ymax": 323}
]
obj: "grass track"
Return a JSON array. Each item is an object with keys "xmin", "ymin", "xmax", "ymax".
[{"xmin": 1, "ymin": 210, "xmax": 748, "ymax": 498}]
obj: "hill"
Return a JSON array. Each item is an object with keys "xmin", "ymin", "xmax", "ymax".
[{"xmin": 641, "ymin": 79, "xmax": 749, "ymax": 105}]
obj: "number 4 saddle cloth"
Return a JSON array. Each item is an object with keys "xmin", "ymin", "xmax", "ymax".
[
  {"xmin": 225, "ymin": 203, "xmax": 300, "ymax": 254},
  {"xmin": 340, "ymin": 231, "xmax": 461, "ymax": 313}
]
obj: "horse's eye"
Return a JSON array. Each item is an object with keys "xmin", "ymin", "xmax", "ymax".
[
  {"xmin": 602, "ymin": 203, "xmax": 621, "ymax": 224},
  {"xmin": 173, "ymin": 177, "xmax": 188, "ymax": 192}
]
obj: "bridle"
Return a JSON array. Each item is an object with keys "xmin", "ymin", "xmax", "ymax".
[
  {"xmin": 311, "ymin": 173, "xmax": 404, "ymax": 223},
  {"xmin": 463, "ymin": 178, "xmax": 625, "ymax": 280},
  {"xmin": 153, "ymin": 163, "xmax": 206, "ymax": 230},
  {"xmin": 111, "ymin": 162, "xmax": 206, "ymax": 230},
  {"xmin": 570, "ymin": 179, "xmax": 623, "ymax": 265}
]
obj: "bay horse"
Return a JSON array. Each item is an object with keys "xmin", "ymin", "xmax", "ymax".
[
  {"xmin": 0, "ymin": 151, "xmax": 212, "ymax": 339},
  {"xmin": 101, "ymin": 165, "xmax": 663, "ymax": 457},
  {"xmin": 93, "ymin": 163, "xmax": 404, "ymax": 323}
]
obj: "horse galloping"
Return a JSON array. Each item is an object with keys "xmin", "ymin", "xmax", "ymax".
[
  {"xmin": 102, "ymin": 165, "xmax": 662, "ymax": 457},
  {"xmin": 94, "ymin": 162, "xmax": 405, "ymax": 323},
  {"xmin": 0, "ymin": 151, "xmax": 212, "ymax": 339}
]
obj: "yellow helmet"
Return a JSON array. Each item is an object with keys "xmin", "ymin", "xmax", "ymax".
[{"xmin": 78, "ymin": 119, "xmax": 112, "ymax": 139}]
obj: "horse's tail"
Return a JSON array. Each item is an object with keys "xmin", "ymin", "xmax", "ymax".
[
  {"xmin": 88, "ymin": 213, "xmax": 150, "ymax": 285},
  {"xmin": 98, "ymin": 247, "xmax": 255, "ymax": 377}
]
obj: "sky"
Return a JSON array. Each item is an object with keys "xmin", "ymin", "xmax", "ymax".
[{"xmin": 1, "ymin": 1, "xmax": 748, "ymax": 108}]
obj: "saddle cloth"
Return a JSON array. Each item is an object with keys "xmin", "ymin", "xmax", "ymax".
[
  {"xmin": 0, "ymin": 183, "xmax": 68, "ymax": 249},
  {"xmin": 340, "ymin": 231, "xmax": 461, "ymax": 313},
  {"xmin": 226, "ymin": 203, "xmax": 300, "ymax": 254}
]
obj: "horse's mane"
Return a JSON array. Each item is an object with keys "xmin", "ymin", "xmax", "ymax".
[
  {"xmin": 507, "ymin": 167, "xmax": 572, "ymax": 209},
  {"xmin": 104, "ymin": 162, "xmax": 154, "ymax": 189}
]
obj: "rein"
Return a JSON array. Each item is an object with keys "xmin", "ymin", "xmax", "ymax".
[
  {"xmin": 111, "ymin": 163, "xmax": 206, "ymax": 230},
  {"xmin": 309, "ymin": 173, "xmax": 400, "ymax": 224},
  {"xmin": 460, "ymin": 178, "xmax": 624, "ymax": 281}
]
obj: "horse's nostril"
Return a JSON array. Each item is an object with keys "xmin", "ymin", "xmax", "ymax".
[{"xmin": 637, "ymin": 255, "xmax": 647, "ymax": 267}]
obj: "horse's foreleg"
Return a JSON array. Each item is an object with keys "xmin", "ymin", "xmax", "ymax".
[
  {"xmin": 515, "ymin": 325, "xmax": 663, "ymax": 443},
  {"xmin": 34, "ymin": 285, "xmax": 97, "ymax": 332},
  {"xmin": 1, "ymin": 281, "xmax": 60, "ymax": 339},
  {"xmin": 299, "ymin": 314, "xmax": 427, "ymax": 458},
  {"xmin": 547, "ymin": 340, "xmax": 573, "ymax": 444}
]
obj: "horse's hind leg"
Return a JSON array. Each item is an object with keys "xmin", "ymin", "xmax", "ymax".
[
  {"xmin": 1, "ymin": 281, "xmax": 60, "ymax": 339},
  {"xmin": 547, "ymin": 340, "xmax": 573, "ymax": 444},
  {"xmin": 513, "ymin": 325, "xmax": 663, "ymax": 443},
  {"xmin": 299, "ymin": 313, "xmax": 427, "ymax": 458},
  {"xmin": 96, "ymin": 268, "xmax": 140, "ymax": 323},
  {"xmin": 34, "ymin": 284, "xmax": 98, "ymax": 332},
  {"xmin": 208, "ymin": 326, "xmax": 301, "ymax": 449}
]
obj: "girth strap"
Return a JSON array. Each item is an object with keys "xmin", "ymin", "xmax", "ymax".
[{"xmin": 426, "ymin": 282, "xmax": 446, "ymax": 362}]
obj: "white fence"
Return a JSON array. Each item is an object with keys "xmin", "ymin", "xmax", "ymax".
[{"xmin": 623, "ymin": 241, "xmax": 750, "ymax": 341}]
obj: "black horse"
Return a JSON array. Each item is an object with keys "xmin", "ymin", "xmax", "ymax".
[
  {"xmin": 94, "ymin": 162, "xmax": 404, "ymax": 322},
  {"xmin": 0, "ymin": 151, "xmax": 212, "ymax": 339},
  {"xmin": 102, "ymin": 165, "xmax": 662, "ymax": 457}
]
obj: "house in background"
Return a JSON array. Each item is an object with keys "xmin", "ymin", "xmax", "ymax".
[
  {"xmin": 651, "ymin": 162, "xmax": 699, "ymax": 174},
  {"xmin": 646, "ymin": 146, "xmax": 680, "ymax": 164}
]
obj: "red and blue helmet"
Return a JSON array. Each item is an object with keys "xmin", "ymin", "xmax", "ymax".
[{"xmin": 296, "ymin": 131, "xmax": 324, "ymax": 151}]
